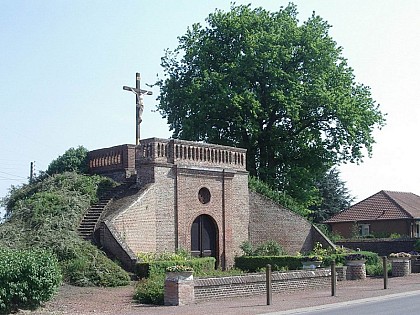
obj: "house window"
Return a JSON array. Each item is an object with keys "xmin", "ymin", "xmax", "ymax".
[
  {"xmin": 415, "ymin": 222, "xmax": 420, "ymax": 238},
  {"xmin": 359, "ymin": 224, "xmax": 370, "ymax": 237}
]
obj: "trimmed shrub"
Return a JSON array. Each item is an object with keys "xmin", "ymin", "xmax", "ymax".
[
  {"xmin": 135, "ymin": 257, "xmax": 216, "ymax": 279},
  {"xmin": 0, "ymin": 248, "xmax": 62, "ymax": 313},
  {"xmin": 235, "ymin": 250, "xmax": 379, "ymax": 272},
  {"xmin": 235, "ymin": 256, "xmax": 302, "ymax": 272}
]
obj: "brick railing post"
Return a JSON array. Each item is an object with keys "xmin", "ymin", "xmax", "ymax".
[{"xmin": 164, "ymin": 272, "xmax": 194, "ymax": 306}]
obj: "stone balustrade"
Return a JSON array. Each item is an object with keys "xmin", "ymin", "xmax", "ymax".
[
  {"xmin": 88, "ymin": 139, "xmax": 247, "ymax": 181},
  {"xmin": 88, "ymin": 144, "xmax": 137, "ymax": 181},
  {"xmin": 137, "ymin": 138, "xmax": 247, "ymax": 171}
]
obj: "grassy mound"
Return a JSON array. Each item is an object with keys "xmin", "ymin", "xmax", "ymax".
[{"xmin": 0, "ymin": 171, "xmax": 130, "ymax": 287}]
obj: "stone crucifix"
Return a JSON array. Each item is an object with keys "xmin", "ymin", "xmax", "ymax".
[{"xmin": 123, "ymin": 72, "xmax": 153, "ymax": 145}]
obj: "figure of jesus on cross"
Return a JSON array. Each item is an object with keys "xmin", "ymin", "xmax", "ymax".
[{"xmin": 123, "ymin": 72, "xmax": 152, "ymax": 145}]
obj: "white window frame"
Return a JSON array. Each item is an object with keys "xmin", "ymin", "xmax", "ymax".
[{"xmin": 359, "ymin": 224, "xmax": 370, "ymax": 237}]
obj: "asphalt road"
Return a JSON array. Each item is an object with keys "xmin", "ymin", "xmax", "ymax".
[{"xmin": 265, "ymin": 290, "xmax": 420, "ymax": 315}]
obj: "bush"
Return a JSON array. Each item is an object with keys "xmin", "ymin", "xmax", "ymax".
[
  {"xmin": 414, "ymin": 239, "xmax": 420, "ymax": 252},
  {"xmin": 366, "ymin": 260, "xmax": 391, "ymax": 277},
  {"xmin": 0, "ymin": 248, "xmax": 62, "ymax": 314},
  {"xmin": 134, "ymin": 274, "xmax": 165, "ymax": 305},
  {"xmin": 235, "ymin": 256, "xmax": 302, "ymax": 272},
  {"xmin": 134, "ymin": 256, "xmax": 217, "ymax": 305},
  {"xmin": 323, "ymin": 251, "xmax": 379, "ymax": 267},
  {"xmin": 313, "ymin": 224, "xmax": 343, "ymax": 242},
  {"xmin": 254, "ymin": 241, "xmax": 285, "ymax": 256},
  {"xmin": 239, "ymin": 241, "xmax": 254, "ymax": 256},
  {"xmin": 60, "ymin": 242, "xmax": 130, "ymax": 287},
  {"xmin": 137, "ymin": 249, "xmax": 191, "ymax": 263},
  {"xmin": 136, "ymin": 257, "xmax": 216, "ymax": 279},
  {"xmin": 239, "ymin": 240, "xmax": 285, "ymax": 257}
]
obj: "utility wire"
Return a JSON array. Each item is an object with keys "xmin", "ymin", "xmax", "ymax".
[{"xmin": 0, "ymin": 170, "xmax": 27, "ymax": 179}]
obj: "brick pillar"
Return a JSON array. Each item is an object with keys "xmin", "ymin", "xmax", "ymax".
[
  {"xmin": 336, "ymin": 266, "xmax": 347, "ymax": 281},
  {"xmin": 164, "ymin": 272, "xmax": 194, "ymax": 306},
  {"xmin": 391, "ymin": 259, "xmax": 410, "ymax": 277},
  {"xmin": 346, "ymin": 262, "xmax": 366, "ymax": 280}
]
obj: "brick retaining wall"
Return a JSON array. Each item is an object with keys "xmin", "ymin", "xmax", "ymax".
[{"xmin": 193, "ymin": 269, "xmax": 331, "ymax": 302}]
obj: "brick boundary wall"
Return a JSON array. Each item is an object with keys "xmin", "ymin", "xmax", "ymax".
[
  {"xmin": 193, "ymin": 269, "xmax": 331, "ymax": 302},
  {"xmin": 335, "ymin": 239, "xmax": 416, "ymax": 256}
]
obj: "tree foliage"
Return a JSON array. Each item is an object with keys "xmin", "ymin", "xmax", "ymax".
[
  {"xmin": 310, "ymin": 168, "xmax": 354, "ymax": 223},
  {"xmin": 156, "ymin": 4, "xmax": 385, "ymax": 205},
  {"xmin": 46, "ymin": 146, "xmax": 89, "ymax": 175}
]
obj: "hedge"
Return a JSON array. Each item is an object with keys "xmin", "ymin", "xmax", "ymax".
[
  {"xmin": 234, "ymin": 256, "xmax": 303, "ymax": 272},
  {"xmin": 0, "ymin": 248, "xmax": 62, "ymax": 314},
  {"xmin": 135, "ymin": 257, "xmax": 216, "ymax": 278},
  {"xmin": 235, "ymin": 251, "xmax": 380, "ymax": 272}
]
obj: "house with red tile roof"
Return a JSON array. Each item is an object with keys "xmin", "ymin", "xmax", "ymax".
[{"xmin": 324, "ymin": 190, "xmax": 420, "ymax": 239}]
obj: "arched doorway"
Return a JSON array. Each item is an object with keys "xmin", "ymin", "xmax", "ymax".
[{"xmin": 191, "ymin": 214, "xmax": 218, "ymax": 258}]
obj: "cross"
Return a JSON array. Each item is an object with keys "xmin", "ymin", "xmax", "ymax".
[{"xmin": 123, "ymin": 72, "xmax": 153, "ymax": 145}]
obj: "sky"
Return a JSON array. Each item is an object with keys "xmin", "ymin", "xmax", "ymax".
[{"xmin": 1, "ymin": 0, "xmax": 420, "ymax": 217}]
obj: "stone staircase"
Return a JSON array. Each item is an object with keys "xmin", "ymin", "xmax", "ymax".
[{"xmin": 78, "ymin": 182, "xmax": 132, "ymax": 241}]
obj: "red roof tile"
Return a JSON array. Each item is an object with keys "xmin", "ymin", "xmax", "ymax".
[{"xmin": 324, "ymin": 190, "xmax": 420, "ymax": 223}]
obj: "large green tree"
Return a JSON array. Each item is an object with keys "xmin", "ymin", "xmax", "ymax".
[
  {"xmin": 156, "ymin": 4, "xmax": 385, "ymax": 204},
  {"xmin": 46, "ymin": 146, "xmax": 89, "ymax": 175},
  {"xmin": 310, "ymin": 168, "xmax": 354, "ymax": 223}
]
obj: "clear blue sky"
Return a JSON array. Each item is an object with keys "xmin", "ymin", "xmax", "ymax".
[{"xmin": 1, "ymin": 1, "xmax": 419, "ymax": 216}]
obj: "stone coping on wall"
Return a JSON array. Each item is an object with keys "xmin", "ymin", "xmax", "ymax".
[{"xmin": 193, "ymin": 269, "xmax": 331, "ymax": 302}]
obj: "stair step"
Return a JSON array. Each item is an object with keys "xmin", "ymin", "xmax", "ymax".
[
  {"xmin": 78, "ymin": 231, "xmax": 92, "ymax": 235},
  {"xmin": 90, "ymin": 206, "xmax": 106, "ymax": 209},
  {"xmin": 77, "ymin": 225, "xmax": 95, "ymax": 231},
  {"xmin": 85, "ymin": 211, "xmax": 103, "ymax": 215},
  {"xmin": 83, "ymin": 215, "xmax": 100, "ymax": 219},
  {"xmin": 78, "ymin": 183, "xmax": 133, "ymax": 240},
  {"xmin": 79, "ymin": 224, "xmax": 95, "ymax": 229},
  {"xmin": 86, "ymin": 210, "xmax": 103, "ymax": 214},
  {"xmin": 78, "ymin": 230, "xmax": 93, "ymax": 235},
  {"xmin": 81, "ymin": 220, "xmax": 98, "ymax": 225}
]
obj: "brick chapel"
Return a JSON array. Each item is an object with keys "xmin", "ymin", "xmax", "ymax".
[
  {"xmin": 78, "ymin": 74, "xmax": 330, "ymax": 270},
  {"xmin": 83, "ymin": 139, "xmax": 330, "ymax": 270}
]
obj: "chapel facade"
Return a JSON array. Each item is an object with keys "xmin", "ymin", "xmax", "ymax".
[{"xmin": 86, "ymin": 138, "xmax": 330, "ymax": 270}]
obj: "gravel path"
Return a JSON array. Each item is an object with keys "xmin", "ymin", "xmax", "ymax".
[{"xmin": 27, "ymin": 274, "xmax": 420, "ymax": 315}]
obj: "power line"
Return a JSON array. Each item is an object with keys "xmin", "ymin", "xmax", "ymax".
[{"xmin": 0, "ymin": 170, "xmax": 27, "ymax": 179}]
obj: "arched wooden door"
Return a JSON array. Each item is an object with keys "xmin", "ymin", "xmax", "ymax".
[{"xmin": 191, "ymin": 214, "xmax": 217, "ymax": 258}]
